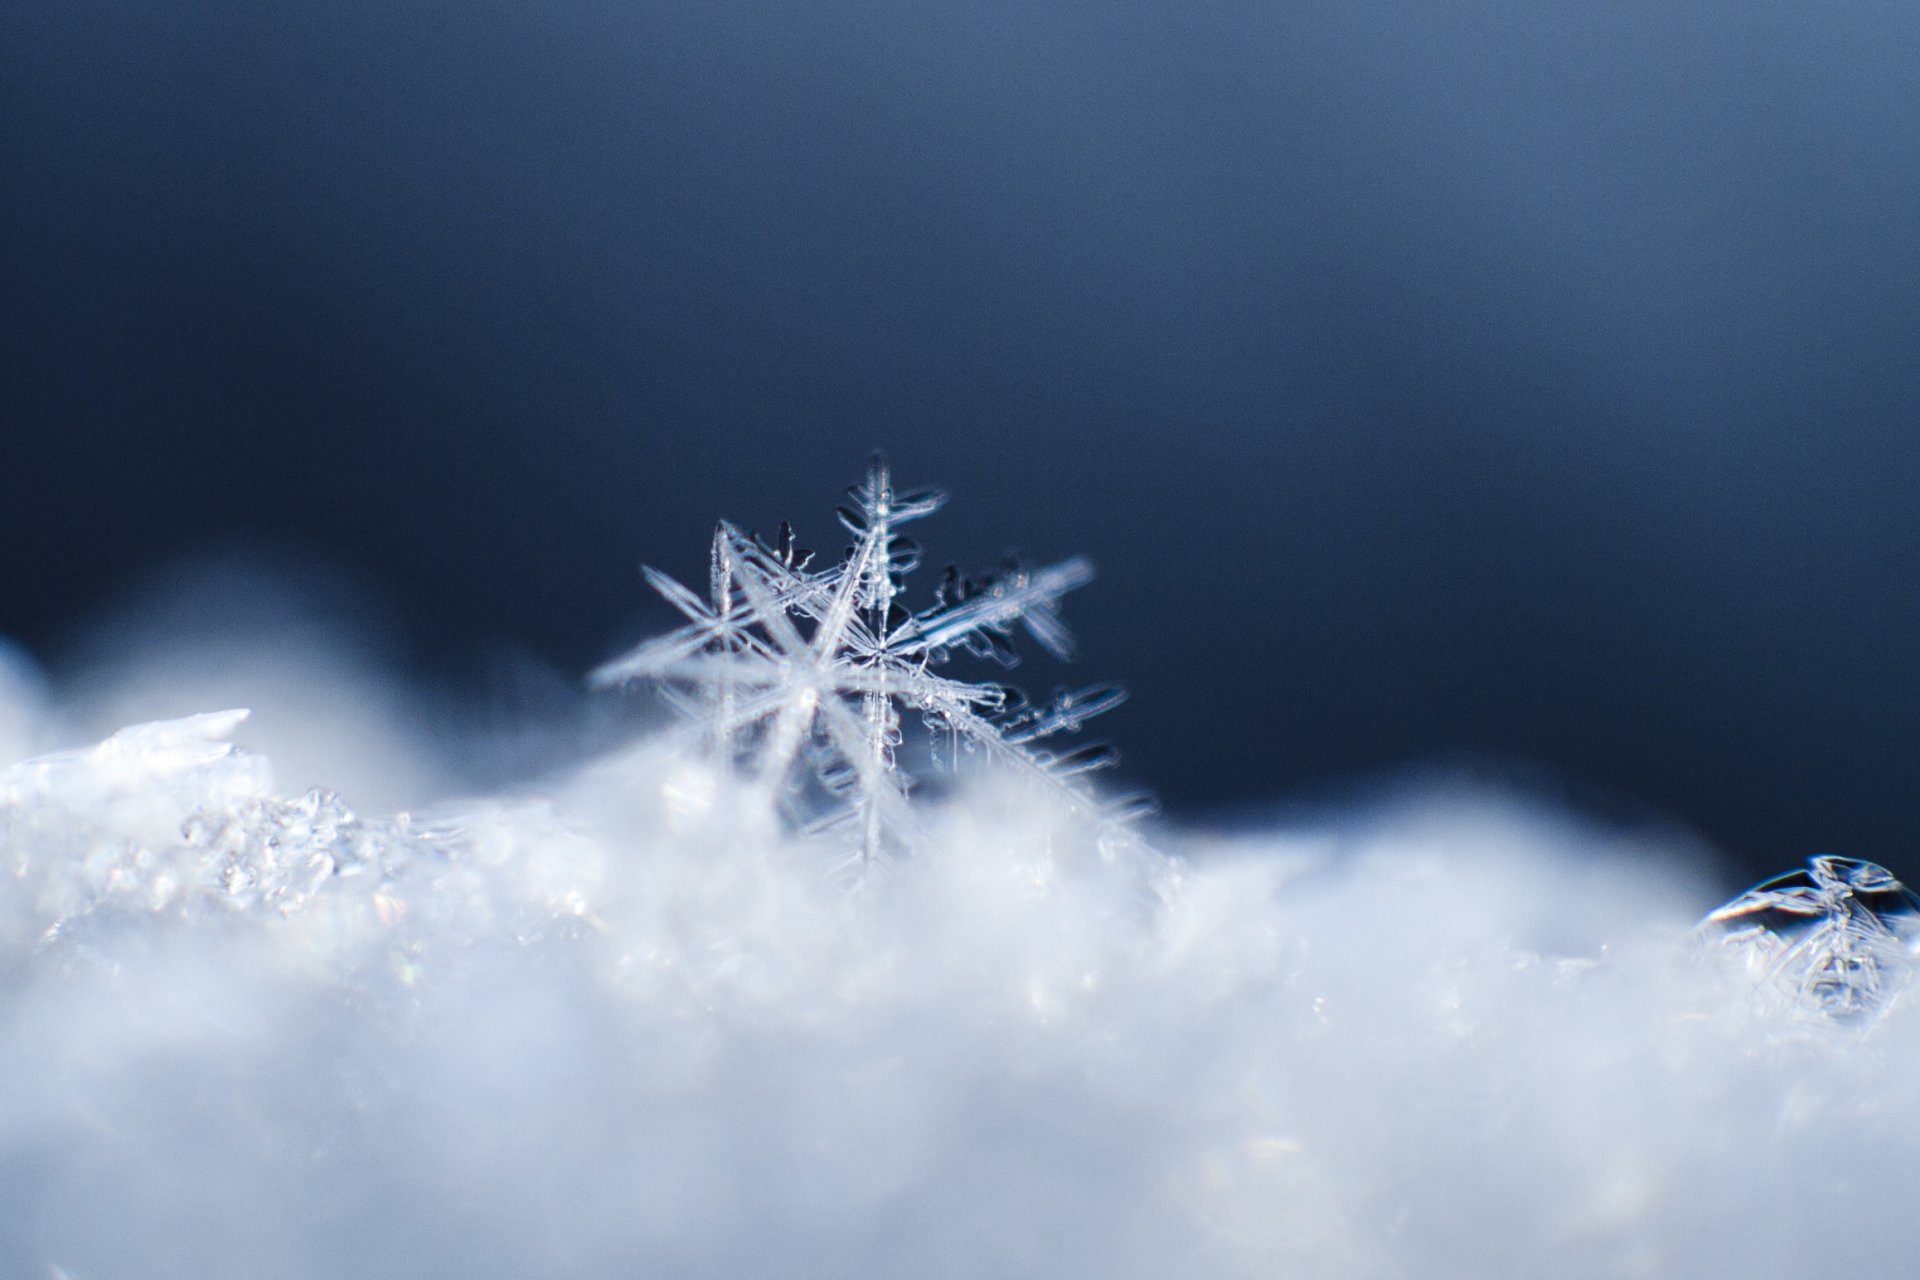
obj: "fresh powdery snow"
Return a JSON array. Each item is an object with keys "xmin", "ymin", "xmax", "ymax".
[{"xmin": 3, "ymin": 464, "xmax": 1919, "ymax": 1280}]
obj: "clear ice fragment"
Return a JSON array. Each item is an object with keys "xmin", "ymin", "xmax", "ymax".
[{"xmin": 1701, "ymin": 855, "xmax": 1920, "ymax": 1020}]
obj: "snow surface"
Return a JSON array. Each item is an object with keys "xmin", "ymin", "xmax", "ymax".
[{"xmin": 3, "ymin": 617, "xmax": 1918, "ymax": 1280}]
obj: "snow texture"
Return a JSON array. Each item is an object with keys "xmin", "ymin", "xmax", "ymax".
[{"xmin": 3, "ymin": 487, "xmax": 1919, "ymax": 1280}]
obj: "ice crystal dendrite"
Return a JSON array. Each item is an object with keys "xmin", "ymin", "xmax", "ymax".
[
  {"xmin": 591, "ymin": 456, "xmax": 1149, "ymax": 874},
  {"xmin": 1701, "ymin": 855, "xmax": 1920, "ymax": 1021}
]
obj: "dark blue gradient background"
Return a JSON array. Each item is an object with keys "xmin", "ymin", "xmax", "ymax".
[{"xmin": 4, "ymin": 1, "xmax": 1918, "ymax": 874}]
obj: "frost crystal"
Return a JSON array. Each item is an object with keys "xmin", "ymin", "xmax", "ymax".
[
  {"xmin": 592, "ymin": 456, "xmax": 1149, "ymax": 873},
  {"xmin": 1701, "ymin": 855, "xmax": 1920, "ymax": 1021}
]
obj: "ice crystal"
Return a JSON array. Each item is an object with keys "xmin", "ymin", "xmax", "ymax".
[
  {"xmin": 183, "ymin": 786, "xmax": 391, "ymax": 916},
  {"xmin": 0, "ymin": 710, "xmax": 275, "ymax": 933},
  {"xmin": 1701, "ymin": 854, "xmax": 1920, "ymax": 1021},
  {"xmin": 592, "ymin": 456, "xmax": 1148, "ymax": 873}
]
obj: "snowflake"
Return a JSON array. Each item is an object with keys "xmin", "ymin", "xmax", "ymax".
[{"xmin": 591, "ymin": 456, "xmax": 1149, "ymax": 874}]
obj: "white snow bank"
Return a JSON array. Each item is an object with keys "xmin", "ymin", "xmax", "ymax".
[{"xmin": 1, "ymin": 656, "xmax": 1913, "ymax": 1280}]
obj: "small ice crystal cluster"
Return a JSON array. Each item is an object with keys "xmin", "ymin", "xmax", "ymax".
[
  {"xmin": 1701, "ymin": 855, "xmax": 1920, "ymax": 1020},
  {"xmin": 0, "ymin": 707, "xmax": 600, "ymax": 977},
  {"xmin": 0, "ymin": 710, "xmax": 309, "ymax": 934},
  {"xmin": 591, "ymin": 454, "xmax": 1150, "ymax": 878}
]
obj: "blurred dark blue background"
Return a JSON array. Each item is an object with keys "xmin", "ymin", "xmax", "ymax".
[{"xmin": 4, "ymin": 0, "xmax": 1918, "ymax": 875}]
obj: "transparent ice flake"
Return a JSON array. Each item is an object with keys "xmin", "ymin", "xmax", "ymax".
[{"xmin": 1701, "ymin": 855, "xmax": 1920, "ymax": 1021}]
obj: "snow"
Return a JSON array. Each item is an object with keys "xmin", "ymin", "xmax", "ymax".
[{"xmin": 3, "ymin": 468, "xmax": 1917, "ymax": 1279}]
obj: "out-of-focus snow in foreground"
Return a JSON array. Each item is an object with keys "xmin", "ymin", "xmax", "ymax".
[{"xmin": 3, "ymin": 648, "xmax": 1919, "ymax": 1280}]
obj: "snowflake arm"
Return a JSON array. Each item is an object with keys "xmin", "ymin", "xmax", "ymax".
[{"xmin": 891, "ymin": 555, "xmax": 1094, "ymax": 664}]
